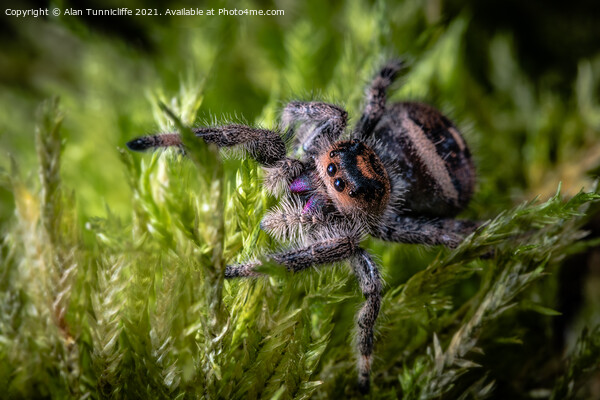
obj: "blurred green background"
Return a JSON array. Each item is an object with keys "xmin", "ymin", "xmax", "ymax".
[
  {"xmin": 1, "ymin": 0, "xmax": 600, "ymax": 398},
  {"xmin": 2, "ymin": 0, "xmax": 599, "ymax": 222}
]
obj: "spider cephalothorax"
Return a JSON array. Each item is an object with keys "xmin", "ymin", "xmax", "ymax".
[
  {"xmin": 127, "ymin": 60, "xmax": 478, "ymax": 393},
  {"xmin": 317, "ymin": 139, "xmax": 390, "ymax": 216}
]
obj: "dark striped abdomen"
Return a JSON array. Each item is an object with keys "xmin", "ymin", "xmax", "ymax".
[{"xmin": 374, "ymin": 102, "xmax": 475, "ymax": 217}]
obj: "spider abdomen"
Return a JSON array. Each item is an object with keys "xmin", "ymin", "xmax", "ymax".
[{"xmin": 374, "ymin": 102, "xmax": 475, "ymax": 217}]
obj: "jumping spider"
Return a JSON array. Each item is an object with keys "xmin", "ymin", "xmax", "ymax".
[{"xmin": 127, "ymin": 60, "xmax": 477, "ymax": 393}]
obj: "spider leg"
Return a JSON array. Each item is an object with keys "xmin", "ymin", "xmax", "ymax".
[
  {"xmin": 262, "ymin": 158, "xmax": 305, "ymax": 196},
  {"xmin": 224, "ymin": 236, "xmax": 359, "ymax": 277},
  {"xmin": 192, "ymin": 125, "xmax": 286, "ymax": 166},
  {"xmin": 354, "ymin": 60, "xmax": 404, "ymax": 140},
  {"xmin": 224, "ymin": 237, "xmax": 382, "ymax": 393},
  {"xmin": 127, "ymin": 125, "xmax": 288, "ymax": 167},
  {"xmin": 281, "ymin": 101, "xmax": 348, "ymax": 155},
  {"xmin": 372, "ymin": 214, "xmax": 479, "ymax": 248},
  {"xmin": 352, "ymin": 249, "xmax": 382, "ymax": 394},
  {"xmin": 128, "ymin": 125, "xmax": 304, "ymax": 195},
  {"xmin": 259, "ymin": 200, "xmax": 331, "ymax": 242},
  {"xmin": 193, "ymin": 125, "xmax": 310, "ymax": 195},
  {"xmin": 193, "ymin": 125, "xmax": 308, "ymax": 194}
]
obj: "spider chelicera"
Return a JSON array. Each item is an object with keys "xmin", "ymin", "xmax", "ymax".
[{"xmin": 127, "ymin": 60, "xmax": 478, "ymax": 393}]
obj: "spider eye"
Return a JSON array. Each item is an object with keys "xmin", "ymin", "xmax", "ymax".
[
  {"xmin": 334, "ymin": 178, "xmax": 345, "ymax": 192},
  {"xmin": 348, "ymin": 189, "xmax": 356, "ymax": 197},
  {"xmin": 327, "ymin": 163, "xmax": 337, "ymax": 176}
]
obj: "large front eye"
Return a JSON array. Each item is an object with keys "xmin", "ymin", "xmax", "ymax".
[
  {"xmin": 327, "ymin": 163, "xmax": 337, "ymax": 176},
  {"xmin": 334, "ymin": 178, "xmax": 345, "ymax": 192}
]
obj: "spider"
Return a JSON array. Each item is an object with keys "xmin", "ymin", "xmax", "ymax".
[{"xmin": 127, "ymin": 60, "xmax": 478, "ymax": 393}]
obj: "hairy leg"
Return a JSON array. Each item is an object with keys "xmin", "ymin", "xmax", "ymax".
[
  {"xmin": 224, "ymin": 237, "xmax": 382, "ymax": 393},
  {"xmin": 193, "ymin": 125, "xmax": 286, "ymax": 165},
  {"xmin": 354, "ymin": 60, "xmax": 404, "ymax": 139},
  {"xmin": 262, "ymin": 158, "xmax": 305, "ymax": 196},
  {"xmin": 259, "ymin": 200, "xmax": 333, "ymax": 241},
  {"xmin": 127, "ymin": 124, "xmax": 287, "ymax": 167},
  {"xmin": 352, "ymin": 249, "xmax": 382, "ymax": 394},
  {"xmin": 372, "ymin": 214, "xmax": 479, "ymax": 248},
  {"xmin": 281, "ymin": 101, "xmax": 348, "ymax": 155},
  {"xmin": 224, "ymin": 236, "xmax": 359, "ymax": 277}
]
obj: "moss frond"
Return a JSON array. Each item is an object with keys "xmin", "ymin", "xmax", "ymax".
[{"xmin": 1, "ymin": 2, "xmax": 600, "ymax": 398}]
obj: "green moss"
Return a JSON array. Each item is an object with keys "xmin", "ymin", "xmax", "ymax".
[{"xmin": 1, "ymin": 1, "xmax": 600, "ymax": 398}]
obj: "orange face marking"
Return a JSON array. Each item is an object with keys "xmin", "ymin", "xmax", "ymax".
[
  {"xmin": 356, "ymin": 156, "xmax": 376, "ymax": 179},
  {"xmin": 318, "ymin": 141, "xmax": 390, "ymax": 216}
]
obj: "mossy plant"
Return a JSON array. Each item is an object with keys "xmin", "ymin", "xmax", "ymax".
[{"xmin": 1, "ymin": 1, "xmax": 600, "ymax": 399}]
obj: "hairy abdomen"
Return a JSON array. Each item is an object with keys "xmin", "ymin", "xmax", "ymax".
[{"xmin": 374, "ymin": 102, "xmax": 475, "ymax": 217}]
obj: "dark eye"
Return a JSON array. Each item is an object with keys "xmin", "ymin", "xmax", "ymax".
[
  {"xmin": 334, "ymin": 178, "xmax": 345, "ymax": 192},
  {"xmin": 327, "ymin": 163, "xmax": 337, "ymax": 176},
  {"xmin": 348, "ymin": 189, "xmax": 356, "ymax": 198}
]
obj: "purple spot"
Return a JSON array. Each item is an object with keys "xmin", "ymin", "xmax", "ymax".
[
  {"xmin": 290, "ymin": 174, "xmax": 312, "ymax": 193},
  {"xmin": 303, "ymin": 195, "xmax": 323, "ymax": 214}
]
